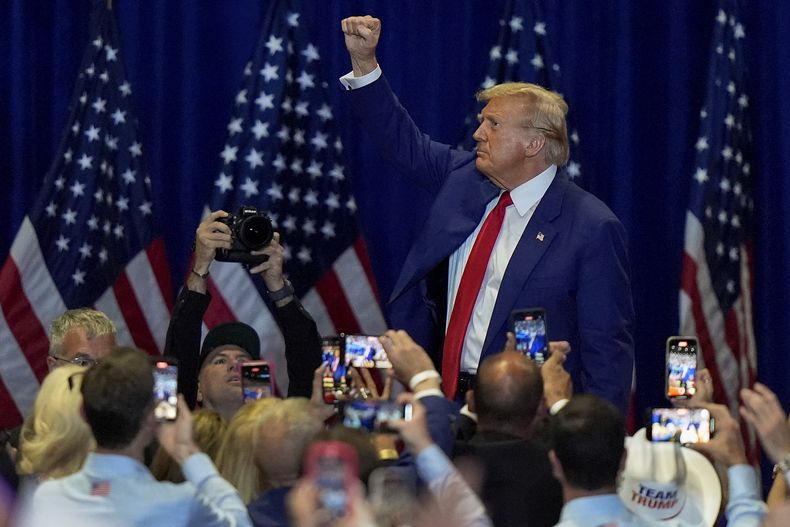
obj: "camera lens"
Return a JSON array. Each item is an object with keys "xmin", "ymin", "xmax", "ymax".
[{"xmin": 239, "ymin": 215, "xmax": 273, "ymax": 250}]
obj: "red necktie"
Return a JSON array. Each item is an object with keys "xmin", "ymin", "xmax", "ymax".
[{"xmin": 442, "ymin": 191, "xmax": 513, "ymax": 398}]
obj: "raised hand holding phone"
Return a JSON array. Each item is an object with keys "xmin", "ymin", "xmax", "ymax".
[{"xmin": 665, "ymin": 336, "xmax": 698, "ymax": 400}]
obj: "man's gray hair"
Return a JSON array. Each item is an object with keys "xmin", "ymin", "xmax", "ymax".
[{"xmin": 49, "ymin": 308, "xmax": 116, "ymax": 356}]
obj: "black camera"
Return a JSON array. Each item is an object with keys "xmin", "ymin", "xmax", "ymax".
[{"xmin": 215, "ymin": 206, "xmax": 274, "ymax": 265}]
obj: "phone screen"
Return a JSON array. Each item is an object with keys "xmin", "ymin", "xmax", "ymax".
[
  {"xmin": 241, "ymin": 360, "xmax": 273, "ymax": 401},
  {"xmin": 153, "ymin": 360, "xmax": 178, "ymax": 422},
  {"xmin": 342, "ymin": 401, "xmax": 412, "ymax": 433},
  {"xmin": 666, "ymin": 337, "xmax": 698, "ymax": 399},
  {"xmin": 649, "ymin": 408, "xmax": 712, "ymax": 444},
  {"xmin": 344, "ymin": 334, "xmax": 391, "ymax": 369},
  {"xmin": 322, "ymin": 337, "xmax": 348, "ymax": 403},
  {"xmin": 306, "ymin": 442, "xmax": 359, "ymax": 521},
  {"xmin": 512, "ymin": 309, "xmax": 549, "ymax": 364}
]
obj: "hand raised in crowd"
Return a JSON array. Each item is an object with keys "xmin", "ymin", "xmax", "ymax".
[
  {"xmin": 740, "ymin": 383, "xmax": 790, "ymax": 465},
  {"xmin": 389, "ymin": 393, "xmax": 433, "ymax": 455},
  {"xmin": 691, "ymin": 402, "xmax": 748, "ymax": 468},
  {"xmin": 249, "ymin": 231, "xmax": 288, "ymax": 293},
  {"xmin": 340, "ymin": 16, "xmax": 381, "ymax": 76},
  {"xmin": 287, "ymin": 477, "xmax": 373, "ymax": 527},
  {"xmin": 190, "ymin": 210, "xmax": 232, "ymax": 292},
  {"xmin": 672, "ymin": 367, "xmax": 715, "ymax": 409},
  {"xmin": 348, "ymin": 366, "xmax": 393, "ymax": 401},
  {"xmin": 156, "ymin": 395, "xmax": 200, "ymax": 465},
  {"xmin": 308, "ymin": 363, "xmax": 336, "ymax": 421},
  {"xmin": 379, "ymin": 330, "xmax": 439, "ymax": 391},
  {"xmin": 541, "ymin": 343, "xmax": 572, "ymax": 409}
]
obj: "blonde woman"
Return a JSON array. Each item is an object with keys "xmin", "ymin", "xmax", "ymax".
[
  {"xmin": 150, "ymin": 409, "xmax": 227, "ymax": 483},
  {"xmin": 18, "ymin": 364, "xmax": 95, "ymax": 481},
  {"xmin": 215, "ymin": 398, "xmax": 280, "ymax": 503}
]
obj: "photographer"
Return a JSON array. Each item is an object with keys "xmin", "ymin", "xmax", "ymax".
[{"xmin": 164, "ymin": 210, "xmax": 322, "ymax": 420}]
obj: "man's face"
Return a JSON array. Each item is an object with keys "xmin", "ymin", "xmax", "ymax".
[
  {"xmin": 197, "ymin": 346, "xmax": 252, "ymax": 414},
  {"xmin": 472, "ymin": 95, "xmax": 536, "ymax": 189},
  {"xmin": 48, "ymin": 327, "xmax": 116, "ymax": 370}
]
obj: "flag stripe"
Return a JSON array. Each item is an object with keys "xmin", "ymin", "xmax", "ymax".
[
  {"xmin": 0, "ymin": 376, "xmax": 24, "ymax": 429},
  {"xmin": 147, "ymin": 239, "xmax": 174, "ymax": 311},
  {"xmin": 112, "ymin": 272, "xmax": 159, "ymax": 355},
  {"xmin": 315, "ymin": 269, "xmax": 361, "ymax": 334},
  {"xmin": 353, "ymin": 237, "xmax": 381, "ymax": 304},
  {"xmin": 94, "ymin": 285, "xmax": 134, "ymax": 348},
  {"xmin": 302, "ymin": 289, "xmax": 335, "ymax": 337},
  {"xmin": 126, "ymin": 247, "xmax": 170, "ymax": 350},
  {"xmin": 205, "ymin": 278, "xmax": 239, "ymax": 328},
  {"xmin": 0, "ymin": 308, "xmax": 42, "ymax": 423},
  {"xmin": 334, "ymin": 244, "xmax": 387, "ymax": 333}
]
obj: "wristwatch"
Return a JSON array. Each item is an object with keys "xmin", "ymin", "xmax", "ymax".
[
  {"xmin": 772, "ymin": 453, "xmax": 790, "ymax": 479},
  {"xmin": 267, "ymin": 279, "xmax": 294, "ymax": 302}
]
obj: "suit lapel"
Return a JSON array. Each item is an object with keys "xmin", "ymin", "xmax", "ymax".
[{"xmin": 482, "ymin": 175, "xmax": 569, "ymax": 354}]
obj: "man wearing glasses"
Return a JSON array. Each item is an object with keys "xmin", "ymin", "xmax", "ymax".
[{"xmin": 46, "ymin": 308, "xmax": 116, "ymax": 370}]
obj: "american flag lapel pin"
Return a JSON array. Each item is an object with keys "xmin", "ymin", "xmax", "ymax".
[{"xmin": 536, "ymin": 232, "xmax": 545, "ymax": 242}]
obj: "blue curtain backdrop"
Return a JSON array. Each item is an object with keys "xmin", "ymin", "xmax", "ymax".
[{"xmin": 2, "ymin": 1, "xmax": 788, "ymax": 417}]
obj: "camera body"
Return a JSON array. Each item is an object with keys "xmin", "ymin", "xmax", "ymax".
[{"xmin": 215, "ymin": 206, "xmax": 273, "ymax": 265}]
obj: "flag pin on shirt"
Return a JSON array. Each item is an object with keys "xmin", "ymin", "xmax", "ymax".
[{"xmin": 537, "ymin": 232, "xmax": 545, "ymax": 242}]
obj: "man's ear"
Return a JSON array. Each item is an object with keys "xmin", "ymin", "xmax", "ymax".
[
  {"xmin": 466, "ymin": 389, "xmax": 476, "ymax": 413},
  {"xmin": 46, "ymin": 355, "xmax": 57, "ymax": 371},
  {"xmin": 196, "ymin": 384, "xmax": 204, "ymax": 404},
  {"xmin": 524, "ymin": 133, "xmax": 546, "ymax": 158},
  {"xmin": 549, "ymin": 450, "xmax": 566, "ymax": 484}
]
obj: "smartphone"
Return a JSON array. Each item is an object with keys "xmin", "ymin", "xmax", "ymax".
[
  {"xmin": 152, "ymin": 357, "xmax": 178, "ymax": 422},
  {"xmin": 342, "ymin": 400, "xmax": 412, "ymax": 433},
  {"xmin": 511, "ymin": 308, "xmax": 549, "ymax": 364},
  {"xmin": 344, "ymin": 334, "xmax": 391, "ymax": 369},
  {"xmin": 305, "ymin": 441, "xmax": 359, "ymax": 521},
  {"xmin": 240, "ymin": 360, "xmax": 275, "ymax": 402},
  {"xmin": 322, "ymin": 336, "xmax": 349, "ymax": 404},
  {"xmin": 647, "ymin": 407, "xmax": 714, "ymax": 444},
  {"xmin": 665, "ymin": 336, "xmax": 698, "ymax": 400}
]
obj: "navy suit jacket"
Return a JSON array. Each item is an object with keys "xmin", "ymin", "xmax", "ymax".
[{"xmin": 346, "ymin": 75, "xmax": 635, "ymax": 412}]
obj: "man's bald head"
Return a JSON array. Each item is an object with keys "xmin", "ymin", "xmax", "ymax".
[{"xmin": 473, "ymin": 351, "xmax": 543, "ymax": 434}]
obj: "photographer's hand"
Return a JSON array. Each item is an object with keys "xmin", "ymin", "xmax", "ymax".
[
  {"xmin": 250, "ymin": 232, "xmax": 292, "ymax": 306},
  {"xmin": 189, "ymin": 210, "xmax": 231, "ymax": 293}
]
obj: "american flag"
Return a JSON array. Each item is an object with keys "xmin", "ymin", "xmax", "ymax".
[
  {"xmin": 458, "ymin": 0, "xmax": 582, "ymax": 183},
  {"xmin": 0, "ymin": 5, "xmax": 172, "ymax": 428},
  {"xmin": 203, "ymin": 0, "xmax": 386, "ymax": 389},
  {"xmin": 679, "ymin": 0, "xmax": 757, "ymax": 459}
]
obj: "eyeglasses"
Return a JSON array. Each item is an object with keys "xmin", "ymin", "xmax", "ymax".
[{"xmin": 53, "ymin": 355, "xmax": 100, "ymax": 368}]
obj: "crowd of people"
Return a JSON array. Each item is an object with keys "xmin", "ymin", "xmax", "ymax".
[{"xmin": 1, "ymin": 13, "xmax": 789, "ymax": 527}]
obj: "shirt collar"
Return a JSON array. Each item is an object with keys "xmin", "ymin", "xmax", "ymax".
[
  {"xmin": 508, "ymin": 164, "xmax": 557, "ymax": 217},
  {"xmin": 82, "ymin": 452, "xmax": 149, "ymax": 477},
  {"xmin": 560, "ymin": 494, "xmax": 631, "ymax": 522}
]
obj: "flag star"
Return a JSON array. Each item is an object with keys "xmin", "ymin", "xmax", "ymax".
[
  {"xmin": 734, "ymin": 23, "xmax": 745, "ymax": 39},
  {"xmin": 113, "ymin": 224, "xmax": 124, "ymax": 239},
  {"xmin": 290, "ymin": 158, "xmax": 304, "ymax": 173},
  {"xmin": 721, "ymin": 146, "xmax": 733, "ymax": 161},
  {"xmin": 105, "ymin": 135, "xmax": 118, "ymax": 150},
  {"xmin": 85, "ymin": 64, "xmax": 95, "ymax": 77},
  {"xmin": 215, "ymin": 173, "xmax": 233, "ymax": 193},
  {"xmin": 98, "ymin": 248, "xmax": 108, "ymax": 263},
  {"xmin": 105, "ymin": 194, "xmax": 113, "ymax": 206},
  {"xmin": 734, "ymin": 151, "xmax": 743, "ymax": 164},
  {"xmin": 45, "ymin": 202, "xmax": 57, "ymax": 217},
  {"xmin": 728, "ymin": 49, "xmax": 736, "ymax": 62},
  {"xmin": 77, "ymin": 154, "xmax": 93, "ymax": 170},
  {"xmin": 570, "ymin": 130, "xmax": 580, "ymax": 145},
  {"xmin": 481, "ymin": 77, "xmax": 496, "ymax": 89},
  {"xmin": 252, "ymin": 120, "xmax": 269, "ymax": 139},
  {"xmin": 72, "ymin": 269, "xmax": 86, "ymax": 285},
  {"xmin": 244, "ymin": 62, "xmax": 252, "ymax": 75},
  {"xmin": 94, "ymin": 188, "xmax": 104, "ymax": 201},
  {"xmin": 92, "ymin": 98, "xmax": 107, "ymax": 113},
  {"xmin": 296, "ymin": 247, "xmax": 311, "ymax": 264},
  {"xmin": 99, "ymin": 70, "xmax": 109, "ymax": 83},
  {"xmin": 729, "ymin": 247, "xmax": 739, "ymax": 261},
  {"xmin": 245, "ymin": 148, "xmax": 264, "ymax": 169},
  {"xmin": 295, "ymin": 71, "xmax": 315, "ymax": 90},
  {"xmin": 295, "ymin": 101, "xmax": 309, "ymax": 117},
  {"xmin": 55, "ymin": 176, "xmax": 65, "ymax": 189},
  {"xmin": 266, "ymin": 182, "xmax": 284, "ymax": 201},
  {"xmin": 56, "ymin": 235, "xmax": 70, "ymax": 252},
  {"xmin": 731, "ymin": 214, "xmax": 740, "ymax": 228},
  {"xmin": 62, "ymin": 209, "xmax": 77, "ymax": 225},
  {"xmin": 505, "ymin": 49, "xmax": 519, "ymax": 65},
  {"xmin": 116, "ymin": 197, "xmax": 129, "ymax": 211},
  {"xmin": 139, "ymin": 201, "xmax": 152, "ymax": 215},
  {"xmin": 265, "ymin": 35, "xmax": 284, "ymax": 55},
  {"xmin": 346, "ymin": 196, "xmax": 357, "ymax": 213},
  {"xmin": 70, "ymin": 181, "xmax": 86, "ymax": 197},
  {"xmin": 733, "ymin": 182, "xmax": 742, "ymax": 196},
  {"xmin": 321, "ymin": 221, "xmax": 336, "ymax": 238},
  {"xmin": 566, "ymin": 161, "xmax": 581, "ymax": 179},
  {"xmin": 286, "ymin": 11, "xmax": 300, "ymax": 27},
  {"xmin": 79, "ymin": 92, "xmax": 88, "ymax": 105},
  {"xmin": 104, "ymin": 45, "xmax": 118, "ymax": 61},
  {"xmin": 720, "ymin": 178, "xmax": 731, "ymax": 192},
  {"xmin": 695, "ymin": 137, "xmax": 709, "ymax": 152},
  {"xmin": 227, "ymin": 117, "xmax": 244, "ymax": 135},
  {"xmin": 145, "ymin": 176, "xmax": 151, "ymax": 187},
  {"xmin": 100, "ymin": 160, "xmax": 109, "ymax": 174},
  {"xmin": 307, "ymin": 161, "xmax": 323, "ymax": 178},
  {"xmin": 288, "ymin": 187, "xmax": 301, "ymax": 203},
  {"xmin": 88, "ymin": 215, "xmax": 99, "ymax": 230},
  {"xmin": 715, "ymin": 242, "xmax": 724, "ymax": 255},
  {"xmin": 220, "ymin": 145, "xmax": 239, "ymax": 164},
  {"xmin": 293, "ymin": 129, "xmax": 306, "ymax": 146},
  {"xmin": 317, "ymin": 104, "xmax": 333, "ymax": 121},
  {"xmin": 716, "ymin": 10, "xmax": 727, "ymax": 24},
  {"xmin": 726, "ymin": 81, "xmax": 736, "ymax": 95},
  {"xmin": 738, "ymin": 94, "xmax": 749, "ymax": 108},
  {"xmin": 236, "ymin": 89, "xmax": 248, "ymax": 105},
  {"xmin": 269, "ymin": 213, "xmax": 279, "ymax": 228},
  {"xmin": 534, "ymin": 21, "xmax": 547, "ymax": 35},
  {"xmin": 726, "ymin": 280, "xmax": 736, "ymax": 294},
  {"xmin": 110, "ymin": 109, "xmax": 126, "ymax": 125},
  {"xmin": 282, "ymin": 215, "xmax": 296, "ymax": 232},
  {"xmin": 303, "ymin": 189, "xmax": 319, "ymax": 207},
  {"xmin": 303, "ymin": 219, "xmax": 316, "ymax": 236},
  {"xmin": 743, "ymin": 163, "xmax": 750, "ymax": 176},
  {"xmin": 260, "ymin": 62, "xmax": 279, "ymax": 82},
  {"xmin": 93, "ymin": 36, "xmax": 103, "ymax": 48},
  {"xmin": 325, "ymin": 193, "xmax": 340, "ymax": 210},
  {"xmin": 272, "ymin": 154, "xmax": 286, "ymax": 172},
  {"xmin": 329, "ymin": 164, "xmax": 345, "ymax": 181},
  {"xmin": 84, "ymin": 125, "xmax": 101, "ymax": 142},
  {"xmin": 78, "ymin": 242, "xmax": 92, "ymax": 259},
  {"xmin": 718, "ymin": 210, "xmax": 728, "ymax": 224},
  {"xmin": 694, "ymin": 168, "xmax": 709, "ymax": 184},
  {"xmin": 285, "ymin": 69, "xmax": 294, "ymax": 83},
  {"xmin": 530, "ymin": 53, "xmax": 544, "ymax": 69},
  {"xmin": 724, "ymin": 114, "xmax": 735, "ymax": 128},
  {"xmin": 700, "ymin": 108, "xmax": 708, "ymax": 119},
  {"xmin": 129, "ymin": 142, "xmax": 143, "ymax": 157},
  {"xmin": 240, "ymin": 177, "xmax": 259, "ymax": 197},
  {"xmin": 281, "ymin": 244, "xmax": 292, "ymax": 261},
  {"xmin": 276, "ymin": 126, "xmax": 290, "ymax": 142},
  {"xmin": 311, "ymin": 132, "xmax": 329, "ymax": 151},
  {"xmin": 281, "ymin": 97, "xmax": 293, "ymax": 113},
  {"xmin": 63, "ymin": 149, "xmax": 73, "ymax": 163},
  {"xmin": 255, "ymin": 91, "xmax": 275, "ymax": 111},
  {"xmin": 334, "ymin": 138, "xmax": 343, "ymax": 153},
  {"xmin": 489, "ymin": 46, "xmax": 502, "ymax": 60},
  {"xmin": 508, "ymin": 16, "xmax": 523, "ymax": 32},
  {"xmin": 119, "ymin": 81, "xmax": 131, "ymax": 96},
  {"xmin": 302, "ymin": 43, "xmax": 320, "ymax": 62},
  {"xmin": 121, "ymin": 169, "xmax": 136, "ymax": 184}
]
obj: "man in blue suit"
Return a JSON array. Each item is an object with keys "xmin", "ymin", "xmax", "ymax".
[{"xmin": 340, "ymin": 16, "xmax": 634, "ymax": 412}]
